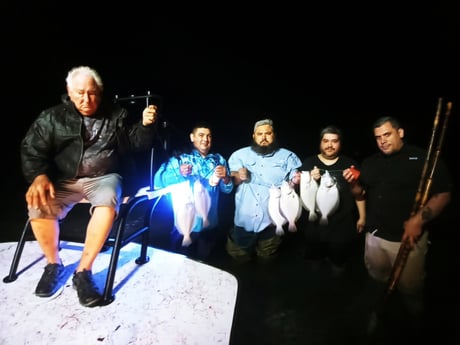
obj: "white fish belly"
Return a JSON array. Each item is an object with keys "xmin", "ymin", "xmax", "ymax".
[
  {"xmin": 170, "ymin": 180, "xmax": 196, "ymax": 246},
  {"xmin": 280, "ymin": 181, "xmax": 302, "ymax": 232},
  {"xmin": 268, "ymin": 185, "xmax": 287, "ymax": 236},
  {"xmin": 175, "ymin": 202, "xmax": 196, "ymax": 246},
  {"xmin": 300, "ymin": 171, "xmax": 318, "ymax": 222},
  {"xmin": 193, "ymin": 179, "xmax": 211, "ymax": 228},
  {"xmin": 315, "ymin": 171, "xmax": 339, "ymax": 226}
]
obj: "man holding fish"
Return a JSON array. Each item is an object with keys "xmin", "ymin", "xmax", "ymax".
[
  {"xmin": 154, "ymin": 121, "xmax": 233, "ymax": 261},
  {"xmin": 297, "ymin": 125, "xmax": 365, "ymax": 275},
  {"xmin": 226, "ymin": 119, "xmax": 302, "ymax": 263}
]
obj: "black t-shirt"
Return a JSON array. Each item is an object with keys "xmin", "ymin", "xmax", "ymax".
[{"xmin": 300, "ymin": 154, "xmax": 359, "ymax": 225}]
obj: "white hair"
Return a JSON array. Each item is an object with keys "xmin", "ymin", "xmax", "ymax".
[{"xmin": 65, "ymin": 66, "xmax": 104, "ymax": 91}]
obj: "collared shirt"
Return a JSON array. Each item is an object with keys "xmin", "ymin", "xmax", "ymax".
[
  {"xmin": 154, "ymin": 149, "xmax": 233, "ymax": 232},
  {"xmin": 360, "ymin": 144, "xmax": 452, "ymax": 241},
  {"xmin": 229, "ymin": 146, "xmax": 302, "ymax": 233}
]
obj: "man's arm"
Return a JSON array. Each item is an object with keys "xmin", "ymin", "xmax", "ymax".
[{"xmin": 403, "ymin": 191, "xmax": 451, "ymax": 246}]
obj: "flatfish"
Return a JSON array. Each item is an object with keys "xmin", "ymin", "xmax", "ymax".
[
  {"xmin": 315, "ymin": 170, "xmax": 339, "ymax": 226},
  {"xmin": 170, "ymin": 180, "xmax": 196, "ymax": 246},
  {"xmin": 299, "ymin": 170, "xmax": 319, "ymax": 222},
  {"xmin": 280, "ymin": 180, "xmax": 302, "ymax": 232},
  {"xmin": 193, "ymin": 179, "xmax": 211, "ymax": 228},
  {"xmin": 268, "ymin": 184, "xmax": 287, "ymax": 236}
]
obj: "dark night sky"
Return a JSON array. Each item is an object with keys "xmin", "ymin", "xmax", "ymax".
[{"xmin": 3, "ymin": 2, "xmax": 458, "ymax": 198}]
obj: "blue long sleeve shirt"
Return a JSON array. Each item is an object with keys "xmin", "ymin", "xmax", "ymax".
[
  {"xmin": 228, "ymin": 147, "xmax": 302, "ymax": 233},
  {"xmin": 154, "ymin": 149, "xmax": 233, "ymax": 232}
]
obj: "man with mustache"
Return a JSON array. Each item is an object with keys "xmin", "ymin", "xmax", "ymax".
[{"xmin": 298, "ymin": 125, "xmax": 365, "ymax": 275}]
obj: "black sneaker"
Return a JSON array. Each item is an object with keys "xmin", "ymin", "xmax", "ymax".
[
  {"xmin": 72, "ymin": 269, "xmax": 102, "ymax": 307},
  {"xmin": 35, "ymin": 263, "xmax": 65, "ymax": 297}
]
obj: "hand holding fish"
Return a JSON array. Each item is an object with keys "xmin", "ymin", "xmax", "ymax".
[
  {"xmin": 179, "ymin": 163, "xmax": 193, "ymax": 177},
  {"xmin": 238, "ymin": 167, "xmax": 249, "ymax": 180},
  {"xmin": 231, "ymin": 167, "xmax": 250, "ymax": 185},
  {"xmin": 210, "ymin": 165, "xmax": 227, "ymax": 186},
  {"xmin": 311, "ymin": 166, "xmax": 321, "ymax": 180},
  {"xmin": 214, "ymin": 165, "xmax": 227, "ymax": 179},
  {"xmin": 237, "ymin": 167, "xmax": 249, "ymax": 181},
  {"xmin": 290, "ymin": 172, "xmax": 301, "ymax": 186}
]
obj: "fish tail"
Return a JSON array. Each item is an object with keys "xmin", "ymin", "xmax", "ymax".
[
  {"xmin": 275, "ymin": 226, "xmax": 285, "ymax": 236},
  {"xmin": 288, "ymin": 222, "xmax": 297, "ymax": 232},
  {"xmin": 182, "ymin": 235, "xmax": 192, "ymax": 247}
]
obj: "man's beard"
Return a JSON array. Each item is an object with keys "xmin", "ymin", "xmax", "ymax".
[{"xmin": 251, "ymin": 139, "xmax": 279, "ymax": 155}]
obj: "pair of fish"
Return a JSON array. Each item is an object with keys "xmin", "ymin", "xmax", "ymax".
[
  {"xmin": 299, "ymin": 170, "xmax": 339, "ymax": 226},
  {"xmin": 268, "ymin": 181, "xmax": 302, "ymax": 235},
  {"xmin": 170, "ymin": 179, "xmax": 211, "ymax": 246}
]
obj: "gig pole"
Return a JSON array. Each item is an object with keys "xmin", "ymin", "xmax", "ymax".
[{"xmin": 386, "ymin": 98, "xmax": 452, "ymax": 297}]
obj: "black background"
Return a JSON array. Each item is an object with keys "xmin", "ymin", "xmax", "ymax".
[
  {"xmin": 3, "ymin": 2, "xmax": 458, "ymax": 213},
  {"xmin": 2, "ymin": 5, "xmax": 458, "ymax": 343}
]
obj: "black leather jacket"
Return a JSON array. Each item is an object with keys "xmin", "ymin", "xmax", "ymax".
[{"xmin": 21, "ymin": 95, "xmax": 157, "ymax": 188}]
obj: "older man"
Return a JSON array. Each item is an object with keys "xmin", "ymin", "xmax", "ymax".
[{"xmin": 21, "ymin": 66, "xmax": 158, "ymax": 307}]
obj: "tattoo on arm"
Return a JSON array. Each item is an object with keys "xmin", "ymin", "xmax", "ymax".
[{"xmin": 421, "ymin": 207, "xmax": 433, "ymax": 222}]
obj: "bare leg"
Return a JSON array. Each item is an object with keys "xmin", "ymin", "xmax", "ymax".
[
  {"xmin": 76, "ymin": 206, "xmax": 116, "ymax": 272},
  {"xmin": 30, "ymin": 218, "xmax": 61, "ymax": 264}
]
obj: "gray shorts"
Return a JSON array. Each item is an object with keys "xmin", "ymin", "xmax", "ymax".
[{"xmin": 28, "ymin": 173, "xmax": 123, "ymax": 220}]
